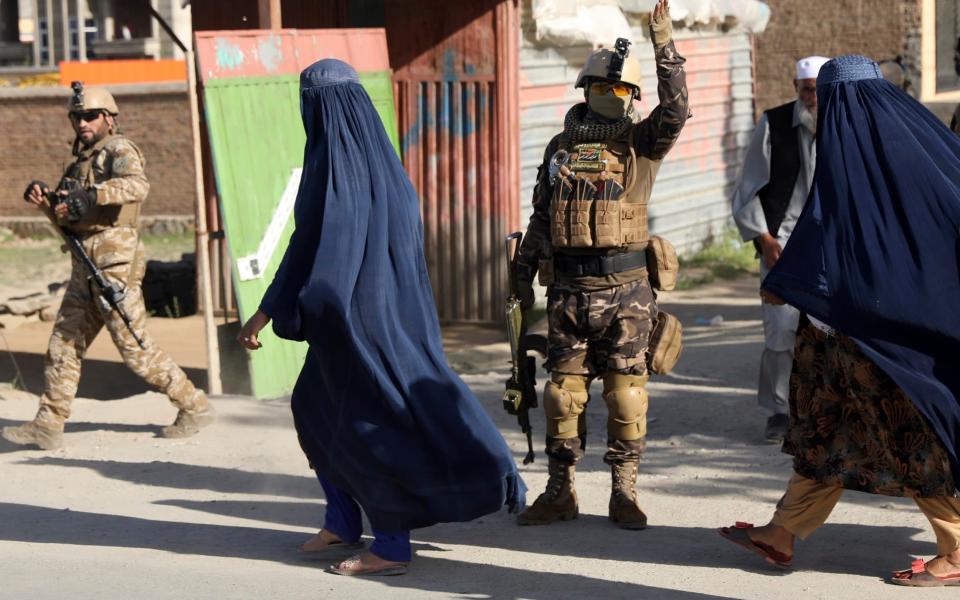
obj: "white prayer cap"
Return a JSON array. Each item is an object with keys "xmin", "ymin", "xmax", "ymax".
[{"xmin": 796, "ymin": 56, "xmax": 830, "ymax": 80}]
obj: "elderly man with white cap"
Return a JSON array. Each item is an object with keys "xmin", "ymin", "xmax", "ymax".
[{"xmin": 731, "ymin": 55, "xmax": 830, "ymax": 442}]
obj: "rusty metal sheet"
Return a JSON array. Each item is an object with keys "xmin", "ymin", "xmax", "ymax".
[
  {"xmin": 391, "ymin": 0, "xmax": 518, "ymax": 322},
  {"xmin": 195, "ymin": 28, "xmax": 390, "ymax": 83}
]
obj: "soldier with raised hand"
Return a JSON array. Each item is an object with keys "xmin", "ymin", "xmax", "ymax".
[
  {"xmin": 2, "ymin": 82, "xmax": 213, "ymax": 450},
  {"xmin": 515, "ymin": 0, "xmax": 688, "ymax": 529}
]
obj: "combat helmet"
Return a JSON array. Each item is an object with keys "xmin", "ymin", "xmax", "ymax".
[
  {"xmin": 67, "ymin": 81, "xmax": 119, "ymax": 115},
  {"xmin": 575, "ymin": 38, "xmax": 642, "ymax": 90}
]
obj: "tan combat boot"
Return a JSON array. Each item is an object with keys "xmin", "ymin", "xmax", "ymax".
[
  {"xmin": 161, "ymin": 393, "xmax": 215, "ymax": 439},
  {"xmin": 516, "ymin": 457, "xmax": 578, "ymax": 525},
  {"xmin": 2, "ymin": 418, "xmax": 64, "ymax": 450},
  {"xmin": 609, "ymin": 460, "xmax": 647, "ymax": 530}
]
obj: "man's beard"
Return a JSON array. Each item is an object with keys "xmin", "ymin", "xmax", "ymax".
[{"xmin": 798, "ymin": 104, "xmax": 817, "ymax": 135}]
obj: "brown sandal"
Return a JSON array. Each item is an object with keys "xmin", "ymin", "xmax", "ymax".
[
  {"xmin": 718, "ymin": 522, "xmax": 793, "ymax": 570},
  {"xmin": 891, "ymin": 559, "xmax": 960, "ymax": 587}
]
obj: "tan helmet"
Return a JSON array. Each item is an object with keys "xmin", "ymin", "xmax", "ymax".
[
  {"xmin": 575, "ymin": 40, "xmax": 643, "ymax": 90},
  {"xmin": 67, "ymin": 81, "xmax": 119, "ymax": 115}
]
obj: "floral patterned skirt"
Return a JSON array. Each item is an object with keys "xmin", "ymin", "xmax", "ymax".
[{"xmin": 783, "ymin": 319, "xmax": 956, "ymax": 498}]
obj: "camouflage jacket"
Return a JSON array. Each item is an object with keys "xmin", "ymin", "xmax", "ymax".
[
  {"xmin": 60, "ymin": 133, "xmax": 150, "ymax": 234},
  {"xmin": 518, "ymin": 39, "xmax": 689, "ymax": 291}
]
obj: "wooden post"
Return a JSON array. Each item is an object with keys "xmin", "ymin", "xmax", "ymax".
[
  {"xmin": 186, "ymin": 45, "xmax": 223, "ymax": 396},
  {"xmin": 258, "ymin": 0, "xmax": 282, "ymax": 30}
]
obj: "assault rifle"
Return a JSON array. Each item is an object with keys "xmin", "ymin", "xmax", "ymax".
[
  {"xmin": 41, "ymin": 180, "xmax": 147, "ymax": 350},
  {"xmin": 503, "ymin": 232, "xmax": 547, "ymax": 465}
]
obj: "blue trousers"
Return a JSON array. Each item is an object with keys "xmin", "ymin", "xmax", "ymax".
[{"xmin": 317, "ymin": 474, "xmax": 412, "ymax": 562}]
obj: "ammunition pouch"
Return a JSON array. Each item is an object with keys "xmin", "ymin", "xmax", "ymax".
[
  {"xmin": 550, "ymin": 198, "xmax": 647, "ymax": 249},
  {"xmin": 647, "ymin": 311, "xmax": 683, "ymax": 375},
  {"xmin": 553, "ymin": 251, "xmax": 646, "ymax": 277},
  {"xmin": 548, "ymin": 137, "xmax": 648, "ymax": 250},
  {"xmin": 646, "ymin": 236, "xmax": 679, "ymax": 291}
]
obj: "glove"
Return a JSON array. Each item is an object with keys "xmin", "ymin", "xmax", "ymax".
[
  {"xmin": 517, "ymin": 279, "xmax": 535, "ymax": 311},
  {"xmin": 23, "ymin": 180, "xmax": 49, "ymax": 203},
  {"xmin": 63, "ymin": 186, "xmax": 97, "ymax": 223},
  {"xmin": 650, "ymin": 3, "xmax": 673, "ymax": 48}
]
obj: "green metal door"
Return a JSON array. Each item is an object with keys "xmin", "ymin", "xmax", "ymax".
[{"xmin": 203, "ymin": 71, "xmax": 399, "ymax": 398}]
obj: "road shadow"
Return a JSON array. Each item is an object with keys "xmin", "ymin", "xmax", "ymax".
[
  {"xmin": 0, "ymin": 502, "xmax": 740, "ymax": 599},
  {"xmin": 153, "ymin": 497, "xmax": 934, "ymax": 581},
  {"xmin": 0, "ymin": 417, "xmax": 160, "ymax": 454},
  {"xmin": 19, "ymin": 457, "xmax": 320, "ymax": 499},
  {"xmin": 0, "ymin": 350, "xmax": 207, "ymax": 401}
]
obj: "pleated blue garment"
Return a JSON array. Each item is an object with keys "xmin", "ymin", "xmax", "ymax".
[
  {"xmin": 260, "ymin": 59, "xmax": 525, "ymax": 531},
  {"xmin": 763, "ymin": 55, "xmax": 960, "ymax": 484}
]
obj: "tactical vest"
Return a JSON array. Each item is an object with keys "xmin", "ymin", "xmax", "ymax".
[
  {"xmin": 548, "ymin": 129, "xmax": 652, "ymax": 251},
  {"xmin": 756, "ymin": 101, "xmax": 801, "ymax": 247},
  {"xmin": 63, "ymin": 134, "xmax": 142, "ymax": 233}
]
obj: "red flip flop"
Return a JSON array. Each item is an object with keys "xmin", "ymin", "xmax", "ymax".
[
  {"xmin": 718, "ymin": 522, "xmax": 793, "ymax": 570},
  {"xmin": 891, "ymin": 558, "xmax": 960, "ymax": 587}
]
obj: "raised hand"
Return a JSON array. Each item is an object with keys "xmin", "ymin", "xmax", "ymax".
[{"xmin": 650, "ymin": 0, "xmax": 672, "ymax": 47}]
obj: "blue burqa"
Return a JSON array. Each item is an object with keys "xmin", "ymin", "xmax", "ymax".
[
  {"xmin": 762, "ymin": 55, "xmax": 960, "ymax": 485},
  {"xmin": 259, "ymin": 59, "xmax": 525, "ymax": 532}
]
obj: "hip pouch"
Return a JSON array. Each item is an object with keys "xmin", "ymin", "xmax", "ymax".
[
  {"xmin": 647, "ymin": 311, "xmax": 683, "ymax": 375},
  {"xmin": 646, "ymin": 235, "xmax": 679, "ymax": 291}
]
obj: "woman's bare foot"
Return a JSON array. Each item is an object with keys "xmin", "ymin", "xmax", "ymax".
[
  {"xmin": 329, "ymin": 551, "xmax": 409, "ymax": 576},
  {"xmin": 300, "ymin": 529, "xmax": 362, "ymax": 553}
]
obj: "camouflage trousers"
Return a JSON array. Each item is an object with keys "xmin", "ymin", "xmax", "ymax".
[
  {"xmin": 36, "ymin": 228, "xmax": 204, "ymax": 427},
  {"xmin": 543, "ymin": 279, "xmax": 657, "ymax": 466}
]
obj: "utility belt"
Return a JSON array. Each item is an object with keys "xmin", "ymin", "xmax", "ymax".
[{"xmin": 553, "ymin": 250, "xmax": 647, "ymax": 277}]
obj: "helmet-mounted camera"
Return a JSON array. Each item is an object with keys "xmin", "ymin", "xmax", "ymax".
[
  {"xmin": 607, "ymin": 38, "xmax": 632, "ymax": 81},
  {"xmin": 69, "ymin": 80, "xmax": 84, "ymax": 111}
]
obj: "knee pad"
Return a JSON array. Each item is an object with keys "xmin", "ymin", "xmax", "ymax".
[
  {"xmin": 544, "ymin": 374, "xmax": 590, "ymax": 439},
  {"xmin": 602, "ymin": 373, "xmax": 649, "ymax": 441}
]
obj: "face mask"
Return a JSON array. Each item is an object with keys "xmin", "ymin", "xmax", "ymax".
[{"xmin": 588, "ymin": 92, "xmax": 632, "ymax": 120}]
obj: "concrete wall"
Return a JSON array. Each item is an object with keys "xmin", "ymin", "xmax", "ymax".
[
  {"xmin": 0, "ymin": 82, "xmax": 195, "ymax": 225},
  {"xmin": 754, "ymin": 0, "xmax": 922, "ymax": 114}
]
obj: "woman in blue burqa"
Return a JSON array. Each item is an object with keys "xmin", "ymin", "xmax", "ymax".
[
  {"xmin": 239, "ymin": 59, "xmax": 525, "ymax": 576},
  {"xmin": 718, "ymin": 55, "xmax": 960, "ymax": 586}
]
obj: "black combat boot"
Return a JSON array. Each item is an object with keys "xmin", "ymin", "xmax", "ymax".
[
  {"xmin": 609, "ymin": 460, "xmax": 647, "ymax": 529},
  {"xmin": 516, "ymin": 456, "xmax": 578, "ymax": 525}
]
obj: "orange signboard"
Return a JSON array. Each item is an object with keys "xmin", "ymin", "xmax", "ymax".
[{"xmin": 59, "ymin": 60, "xmax": 187, "ymax": 86}]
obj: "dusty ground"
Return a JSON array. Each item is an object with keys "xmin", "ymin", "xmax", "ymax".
[{"xmin": 0, "ymin": 275, "xmax": 953, "ymax": 600}]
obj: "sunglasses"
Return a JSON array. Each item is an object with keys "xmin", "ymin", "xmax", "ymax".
[
  {"xmin": 589, "ymin": 81, "xmax": 634, "ymax": 97},
  {"xmin": 70, "ymin": 110, "xmax": 104, "ymax": 123}
]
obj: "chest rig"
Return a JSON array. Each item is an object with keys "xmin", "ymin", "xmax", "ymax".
[
  {"xmin": 548, "ymin": 132, "xmax": 648, "ymax": 250},
  {"xmin": 63, "ymin": 135, "xmax": 141, "ymax": 233}
]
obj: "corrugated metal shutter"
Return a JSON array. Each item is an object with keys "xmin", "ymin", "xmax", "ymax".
[
  {"xmin": 519, "ymin": 12, "xmax": 755, "ymax": 255},
  {"xmin": 390, "ymin": 0, "xmax": 519, "ymax": 323}
]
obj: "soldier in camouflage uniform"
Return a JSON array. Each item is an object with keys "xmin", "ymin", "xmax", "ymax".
[
  {"xmin": 2, "ymin": 84, "xmax": 214, "ymax": 450},
  {"xmin": 515, "ymin": 0, "xmax": 688, "ymax": 529}
]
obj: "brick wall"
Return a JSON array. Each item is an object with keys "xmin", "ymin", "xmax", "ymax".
[
  {"xmin": 0, "ymin": 83, "xmax": 195, "ymax": 219},
  {"xmin": 753, "ymin": 0, "xmax": 922, "ymax": 116}
]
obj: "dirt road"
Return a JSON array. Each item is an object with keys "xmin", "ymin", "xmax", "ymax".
[{"xmin": 0, "ymin": 276, "xmax": 951, "ymax": 599}]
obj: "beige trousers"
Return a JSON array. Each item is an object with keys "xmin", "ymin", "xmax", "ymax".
[{"xmin": 772, "ymin": 473, "xmax": 960, "ymax": 556}]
